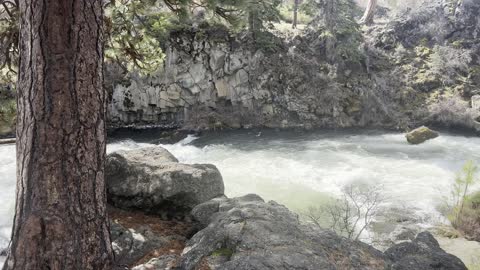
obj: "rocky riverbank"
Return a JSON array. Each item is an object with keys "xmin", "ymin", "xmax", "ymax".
[{"xmin": 106, "ymin": 146, "xmax": 468, "ymax": 270}]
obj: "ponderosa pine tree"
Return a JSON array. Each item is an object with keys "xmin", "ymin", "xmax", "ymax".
[
  {"xmin": 360, "ymin": 0, "xmax": 377, "ymax": 25},
  {"xmin": 293, "ymin": 0, "xmax": 300, "ymax": 29},
  {"xmin": 2, "ymin": 1, "xmax": 114, "ymax": 269}
]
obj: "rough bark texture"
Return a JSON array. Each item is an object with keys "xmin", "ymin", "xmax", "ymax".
[
  {"xmin": 3, "ymin": 0, "xmax": 113, "ymax": 269},
  {"xmin": 292, "ymin": 0, "xmax": 299, "ymax": 29},
  {"xmin": 360, "ymin": 0, "xmax": 377, "ymax": 25}
]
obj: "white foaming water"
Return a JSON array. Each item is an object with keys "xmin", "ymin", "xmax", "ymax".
[
  {"xmin": 168, "ymin": 133, "xmax": 480, "ymax": 212},
  {"xmin": 0, "ymin": 144, "xmax": 15, "ymax": 266},
  {"xmin": 1, "ymin": 131, "xmax": 480, "ymax": 261}
]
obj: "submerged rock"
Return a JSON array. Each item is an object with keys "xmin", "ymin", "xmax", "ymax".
[
  {"xmin": 106, "ymin": 147, "xmax": 224, "ymax": 214},
  {"xmin": 405, "ymin": 126, "xmax": 439, "ymax": 145}
]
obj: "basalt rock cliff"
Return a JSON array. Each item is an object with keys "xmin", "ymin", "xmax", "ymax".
[{"xmin": 107, "ymin": 0, "xmax": 480, "ymax": 132}]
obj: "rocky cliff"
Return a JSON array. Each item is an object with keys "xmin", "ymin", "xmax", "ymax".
[
  {"xmin": 107, "ymin": 0, "xmax": 480, "ymax": 132},
  {"xmin": 108, "ymin": 25, "xmax": 390, "ymax": 130}
]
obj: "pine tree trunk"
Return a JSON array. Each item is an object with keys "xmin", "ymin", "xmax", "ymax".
[
  {"xmin": 360, "ymin": 0, "xmax": 377, "ymax": 25},
  {"xmin": 248, "ymin": 9, "xmax": 260, "ymax": 40},
  {"xmin": 292, "ymin": 0, "xmax": 299, "ymax": 29},
  {"xmin": 3, "ymin": 1, "xmax": 113, "ymax": 269},
  {"xmin": 321, "ymin": 0, "xmax": 337, "ymax": 31}
]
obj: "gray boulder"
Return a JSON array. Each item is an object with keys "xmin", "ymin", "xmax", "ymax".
[
  {"xmin": 180, "ymin": 194, "xmax": 388, "ymax": 270},
  {"xmin": 177, "ymin": 195, "xmax": 467, "ymax": 270},
  {"xmin": 106, "ymin": 147, "xmax": 224, "ymax": 213},
  {"xmin": 385, "ymin": 232, "xmax": 467, "ymax": 270},
  {"xmin": 406, "ymin": 126, "xmax": 439, "ymax": 145}
]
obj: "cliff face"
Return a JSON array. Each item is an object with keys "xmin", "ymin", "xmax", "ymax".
[
  {"xmin": 108, "ymin": 27, "xmax": 274, "ymax": 129},
  {"xmin": 107, "ymin": 0, "xmax": 480, "ymax": 131},
  {"xmin": 107, "ymin": 27, "xmax": 393, "ymax": 130}
]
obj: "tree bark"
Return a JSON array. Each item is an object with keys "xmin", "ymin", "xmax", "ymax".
[
  {"xmin": 360, "ymin": 0, "xmax": 377, "ymax": 25},
  {"xmin": 320, "ymin": 0, "xmax": 337, "ymax": 31},
  {"xmin": 248, "ymin": 9, "xmax": 260, "ymax": 40},
  {"xmin": 3, "ymin": 1, "xmax": 113, "ymax": 269},
  {"xmin": 292, "ymin": 0, "xmax": 299, "ymax": 29}
]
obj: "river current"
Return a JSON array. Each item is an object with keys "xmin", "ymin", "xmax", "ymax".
[{"xmin": 1, "ymin": 129, "xmax": 480, "ymax": 265}]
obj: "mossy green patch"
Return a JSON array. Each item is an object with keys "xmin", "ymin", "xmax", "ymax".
[
  {"xmin": 211, "ymin": 248, "xmax": 234, "ymax": 258},
  {"xmin": 415, "ymin": 45, "xmax": 433, "ymax": 58}
]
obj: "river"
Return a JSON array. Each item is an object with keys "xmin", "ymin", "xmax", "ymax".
[{"xmin": 1, "ymin": 129, "xmax": 480, "ymax": 266}]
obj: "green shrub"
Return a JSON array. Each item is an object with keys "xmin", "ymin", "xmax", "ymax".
[{"xmin": 444, "ymin": 161, "xmax": 480, "ymax": 241}]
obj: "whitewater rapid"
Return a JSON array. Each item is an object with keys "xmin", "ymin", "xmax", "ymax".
[{"xmin": 1, "ymin": 130, "xmax": 480, "ymax": 263}]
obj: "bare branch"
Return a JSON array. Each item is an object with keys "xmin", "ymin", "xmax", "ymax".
[{"xmin": 305, "ymin": 183, "xmax": 386, "ymax": 241}]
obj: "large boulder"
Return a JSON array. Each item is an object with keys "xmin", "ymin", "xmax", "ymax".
[
  {"xmin": 106, "ymin": 147, "xmax": 224, "ymax": 213},
  {"xmin": 180, "ymin": 194, "xmax": 388, "ymax": 270},
  {"xmin": 177, "ymin": 195, "xmax": 467, "ymax": 270},
  {"xmin": 405, "ymin": 126, "xmax": 439, "ymax": 145},
  {"xmin": 385, "ymin": 232, "xmax": 467, "ymax": 270}
]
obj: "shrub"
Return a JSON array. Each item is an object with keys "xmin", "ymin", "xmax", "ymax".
[
  {"xmin": 428, "ymin": 95, "xmax": 479, "ymax": 129},
  {"xmin": 428, "ymin": 45, "xmax": 472, "ymax": 85},
  {"xmin": 443, "ymin": 161, "xmax": 480, "ymax": 241},
  {"xmin": 305, "ymin": 183, "xmax": 385, "ymax": 240}
]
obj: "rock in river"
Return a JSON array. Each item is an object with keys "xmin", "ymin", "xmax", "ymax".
[
  {"xmin": 406, "ymin": 126, "xmax": 439, "ymax": 145},
  {"xmin": 106, "ymin": 147, "xmax": 224, "ymax": 214}
]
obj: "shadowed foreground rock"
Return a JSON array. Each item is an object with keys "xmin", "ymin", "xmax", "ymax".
[
  {"xmin": 111, "ymin": 190, "xmax": 468, "ymax": 270},
  {"xmin": 109, "ymin": 207, "xmax": 195, "ymax": 269},
  {"xmin": 406, "ymin": 126, "xmax": 439, "ymax": 145},
  {"xmin": 173, "ymin": 195, "xmax": 466, "ymax": 270},
  {"xmin": 106, "ymin": 147, "xmax": 224, "ymax": 214}
]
